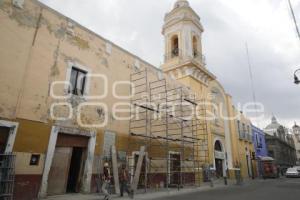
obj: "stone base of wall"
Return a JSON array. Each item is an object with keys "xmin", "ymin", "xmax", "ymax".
[
  {"xmin": 228, "ymin": 169, "xmax": 236, "ymax": 179},
  {"xmin": 91, "ymin": 172, "xmax": 196, "ymax": 192},
  {"xmin": 14, "ymin": 174, "xmax": 42, "ymax": 200}
]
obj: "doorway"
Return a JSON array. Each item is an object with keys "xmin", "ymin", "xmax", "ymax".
[
  {"xmin": 169, "ymin": 152, "xmax": 181, "ymax": 186},
  {"xmin": 67, "ymin": 147, "xmax": 84, "ymax": 193},
  {"xmin": 47, "ymin": 134, "xmax": 89, "ymax": 196},
  {"xmin": 0, "ymin": 127, "xmax": 10, "ymax": 154},
  {"xmin": 48, "ymin": 147, "xmax": 86, "ymax": 195},
  {"xmin": 246, "ymin": 155, "xmax": 252, "ymax": 178},
  {"xmin": 214, "ymin": 140, "xmax": 224, "ymax": 178},
  {"xmin": 215, "ymin": 159, "xmax": 223, "ymax": 178}
]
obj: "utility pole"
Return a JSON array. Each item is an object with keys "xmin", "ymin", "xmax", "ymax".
[{"xmin": 288, "ymin": 1, "xmax": 300, "ymax": 84}]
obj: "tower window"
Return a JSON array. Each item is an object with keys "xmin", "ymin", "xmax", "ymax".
[
  {"xmin": 171, "ymin": 35, "xmax": 179, "ymax": 57},
  {"xmin": 193, "ymin": 36, "xmax": 198, "ymax": 57}
]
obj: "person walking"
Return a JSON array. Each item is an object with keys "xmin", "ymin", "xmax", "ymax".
[
  {"xmin": 102, "ymin": 162, "xmax": 111, "ymax": 200},
  {"xmin": 119, "ymin": 164, "xmax": 131, "ymax": 197}
]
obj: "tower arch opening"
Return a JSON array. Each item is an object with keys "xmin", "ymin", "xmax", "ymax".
[
  {"xmin": 214, "ymin": 140, "xmax": 222, "ymax": 152},
  {"xmin": 192, "ymin": 36, "xmax": 198, "ymax": 57},
  {"xmin": 171, "ymin": 35, "xmax": 179, "ymax": 57}
]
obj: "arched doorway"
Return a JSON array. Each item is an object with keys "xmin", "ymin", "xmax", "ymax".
[{"xmin": 214, "ymin": 140, "xmax": 224, "ymax": 178}]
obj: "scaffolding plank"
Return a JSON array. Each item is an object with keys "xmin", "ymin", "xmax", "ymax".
[
  {"xmin": 111, "ymin": 145, "xmax": 120, "ymax": 195},
  {"xmin": 131, "ymin": 146, "xmax": 145, "ymax": 193}
]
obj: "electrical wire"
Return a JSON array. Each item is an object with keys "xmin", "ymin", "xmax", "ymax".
[
  {"xmin": 245, "ymin": 43, "xmax": 260, "ymax": 128},
  {"xmin": 288, "ymin": 0, "xmax": 300, "ymax": 41}
]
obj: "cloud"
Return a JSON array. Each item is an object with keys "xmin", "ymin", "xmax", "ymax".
[{"xmin": 39, "ymin": 0, "xmax": 300, "ymax": 129}]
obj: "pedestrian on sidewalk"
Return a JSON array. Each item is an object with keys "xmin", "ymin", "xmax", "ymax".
[
  {"xmin": 119, "ymin": 163, "xmax": 131, "ymax": 197},
  {"xmin": 102, "ymin": 162, "xmax": 111, "ymax": 200}
]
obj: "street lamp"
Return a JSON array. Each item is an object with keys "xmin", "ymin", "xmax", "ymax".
[{"xmin": 294, "ymin": 69, "xmax": 300, "ymax": 84}]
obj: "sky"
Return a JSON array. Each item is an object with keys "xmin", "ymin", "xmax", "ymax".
[{"xmin": 39, "ymin": 0, "xmax": 300, "ymax": 130}]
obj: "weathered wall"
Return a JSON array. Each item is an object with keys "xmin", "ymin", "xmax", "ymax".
[
  {"xmin": 0, "ymin": 0, "xmax": 164, "ymax": 130},
  {"xmin": 0, "ymin": 0, "xmax": 41, "ymax": 119},
  {"xmin": 0, "ymin": 1, "xmax": 201, "ymax": 198},
  {"xmin": 226, "ymin": 97, "xmax": 256, "ymax": 179},
  {"xmin": 0, "ymin": 1, "xmax": 259, "ymax": 198}
]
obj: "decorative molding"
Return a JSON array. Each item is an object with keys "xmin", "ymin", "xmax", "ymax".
[
  {"xmin": 169, "ymin": 71, "xmax": 176, "ymax": 80},
  {"xmin": 176, "ymin": 68, "xmax": 183, "ymax": 78}
]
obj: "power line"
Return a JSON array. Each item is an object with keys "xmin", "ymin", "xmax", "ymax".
[{"xmin": 288, "ymin": 0, "xmax": 300, "ymax": 41}]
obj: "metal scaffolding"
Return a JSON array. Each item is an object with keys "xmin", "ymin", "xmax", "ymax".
[
  {"xmin": 127, "ymin": 69, "xmax": 149, "ymax": 191},
  {"xmin": 128, "ymin": 68, "xmax": 208, "ymax": 190},
  {"xmin": 0, "ymin": 154, "xmax": 15, "ymax": 200}
]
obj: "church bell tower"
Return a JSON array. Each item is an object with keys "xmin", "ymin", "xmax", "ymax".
[{"xmin": 162, "ymin": 0, "xmax": 215, "ymax": 85}]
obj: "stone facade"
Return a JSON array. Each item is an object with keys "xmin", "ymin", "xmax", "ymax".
[
  {"xmin": 292, "ymin": 123, "xmax": 300, "ymax": 165},
  {"xmin": 264, "ymin": 117, "xmax": 297, "ymax": 172}
]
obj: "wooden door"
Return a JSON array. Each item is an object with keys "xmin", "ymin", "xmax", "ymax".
[{"xmin": 48, "ymin": 147, "xmax": 72, "ymax": 195}]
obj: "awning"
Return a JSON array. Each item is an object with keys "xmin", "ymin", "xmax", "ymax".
[{"xmin": 257, "ymin": 156, "xmax": 274, "ymax": 161}]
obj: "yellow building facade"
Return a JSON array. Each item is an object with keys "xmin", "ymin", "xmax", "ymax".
[
  {"xmin": 0, "ymin": 0, "xmax": 255, "ymax": 199},
  {"xmin": 226, "ymin": 96, "xmax": 256, "ymax": 179}
]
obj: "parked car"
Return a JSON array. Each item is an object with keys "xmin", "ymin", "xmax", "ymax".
[
  {"xmin": 294, "ymin": 166, "xmax": 300, "ymax": 170},
  {"xmin": 285, "ymin": 167, "xmax": 300, "ymax": 178}
]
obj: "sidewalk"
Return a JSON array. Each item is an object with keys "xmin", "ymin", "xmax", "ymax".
[{"xmin": 43, "ymin": 179, "xmax": 250, "ymax": 200}]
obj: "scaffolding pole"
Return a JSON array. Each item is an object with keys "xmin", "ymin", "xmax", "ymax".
[{"xmin": 128, "ymin": 68, "xmax": 209, "ymax": 191}]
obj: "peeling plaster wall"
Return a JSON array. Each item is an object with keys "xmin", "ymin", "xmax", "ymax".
[
  {"xmin": 0, "ymin": 0, "xmax": 159, "ymax": 130},
  {"xmin": 0, "ymin": 0, "xmax": 239, "ymax": 197},
  {"xmin": 0, "ymin": 0, "xmax": 40, "ymax": 119},
  {"xmin": 0, "ymin": 0, "xmax": 191, "ymax": 157},
  {"xmin": 0, "ymin": 0, "xmax": 190, "ymax": 135},
  {"xmin": 0, "ymin": 1, "xmax": 202, "ymax": 193}
]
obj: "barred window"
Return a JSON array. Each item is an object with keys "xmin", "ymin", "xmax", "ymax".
[{"xmin": 69, "ymin": 67, "xmax": 87, "ymax": 96}]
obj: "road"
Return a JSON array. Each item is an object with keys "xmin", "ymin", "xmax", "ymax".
[{"xmin": 155, "ymin": 178, "xmax": 300, "ymax": 200}]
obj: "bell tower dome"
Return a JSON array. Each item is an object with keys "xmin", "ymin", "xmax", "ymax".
[{"xmin": 162, "ymin": 0, "xmax": 215, "ymax": 85}]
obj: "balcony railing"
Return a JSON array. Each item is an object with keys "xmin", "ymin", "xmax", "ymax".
[
  {"xmin": 164, "ymin": 48, "xmax": 206, "ymax": 66},
  {"xmin": 239, "ymin": 132, "xmax": 253, "ymax": 142},
  {"xmin": 257, "ymin": 143, "xmax": 263, "ymax": 148},
  {"xmin": 164, "ymin": 48, "xmax": 182, "ymax": 61},
  {"xmin": 193, "ymin": 50, "xmax": 206, "ymax": 65}
]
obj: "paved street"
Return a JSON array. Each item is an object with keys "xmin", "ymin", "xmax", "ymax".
[
  {"xmin": 44, "ymin": 178, "xmax": 300, "ymax": 200},
  {"xmin": 154, "ymin": 178, "xmax": 300, "ymax": 200}
]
